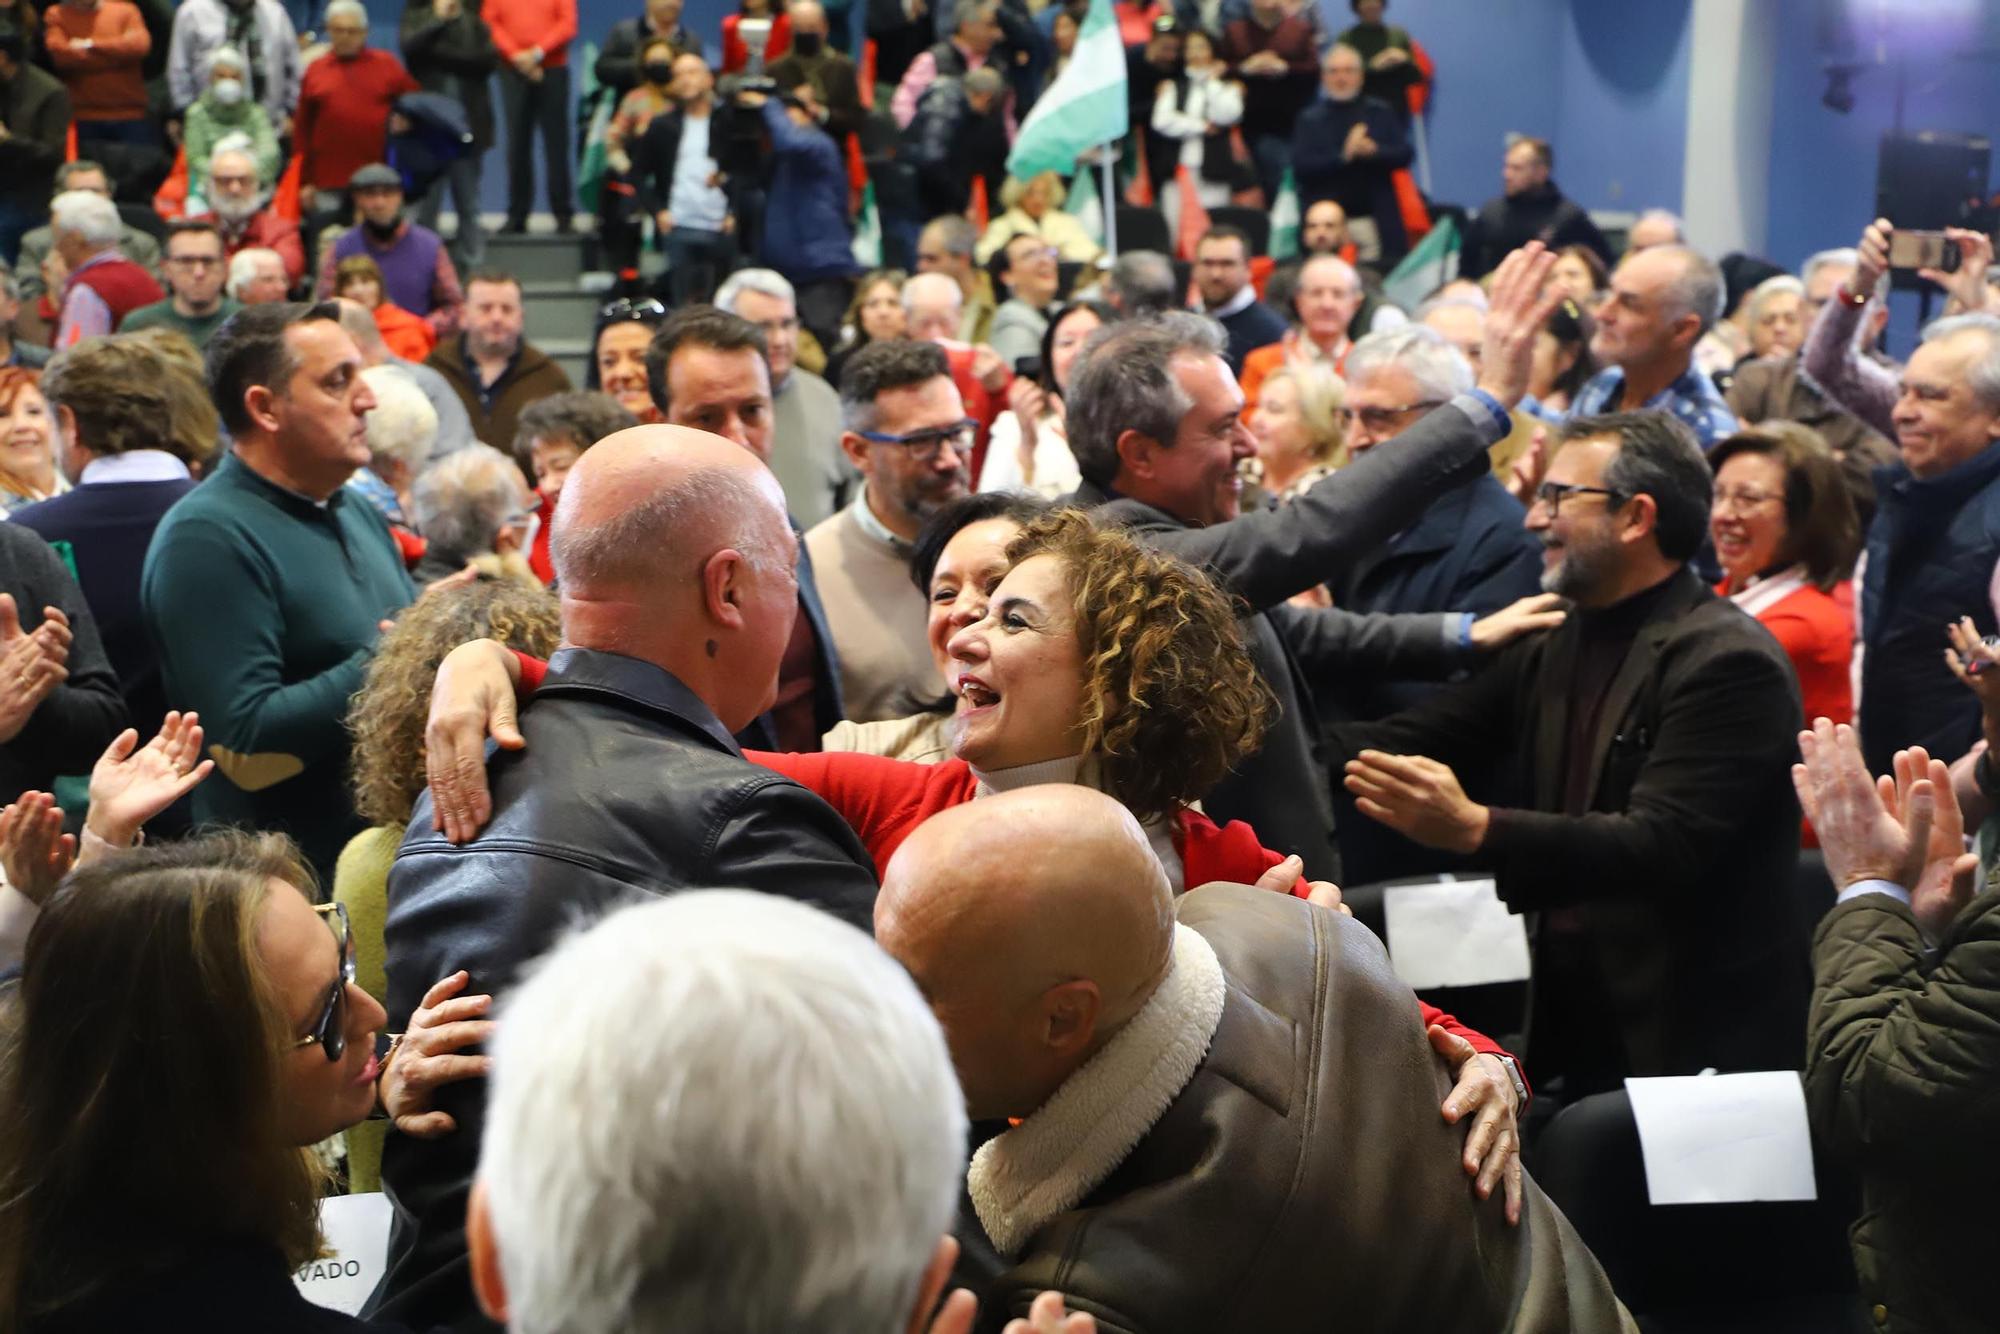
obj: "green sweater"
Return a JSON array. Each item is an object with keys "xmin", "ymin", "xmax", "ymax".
[
  {"xmin": 141, "ymin": 454, "xmax": 414, "ymax": 878},
  {"xmin": 182, "ymin": 94, "xmax": 283, "ymax": 204},
  {"xmin": 121, "ymin": 297, "xmax": 242, "ymax": 350}
]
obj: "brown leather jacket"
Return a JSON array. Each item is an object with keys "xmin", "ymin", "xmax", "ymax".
[{"xmin": 964, "ymin": 884, "xmax": 1636, "ymax": 1334}]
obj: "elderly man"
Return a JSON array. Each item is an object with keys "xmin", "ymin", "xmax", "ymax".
[
  {"xmin": 1335, "ymin": 411, "xmax": 1806, "ymax": 1098},
  {"xmin": 0, "ymin": 18, "xmax": 71, "ymax": 266},
  {"xmin": 905, "ymin": 269, "xmax": 1009, "ymax": 469},
  {"xmin": 890, "ymin": 0, "xmax": 1001, "ymax": 128},
  {"xmin": 1624, "ymin": 209, "xmax": 1683, "ymax": 252},
  {"xmin": 1193, "ymin": 225, "xmax": 1287, "ymax": 375},
  {"xmin": 643, "ymin": 305, "xmax": 845, "ymax": 751},
  {"xmin": 426, "ymin": 270, "xmax": 572, "ymax": 453},
  {"xmin": 767, "ymin": 0, "xmax": 864, "ymax": 141},
  {"xmin": 915, "ymin": 214, "xmax": 994, "ymax": 346},
  {"xmin": 1218, "ymin": 0, "xmax": 1318, "ymax": 205},
  {"xmin": 408, "ymin": 443, "xmax": 536, "ymax": 584},
  {"xmin": 877, "ymin": 787, "xmax": 1636, "ymax": 1333},
  {"xmin": 317, "ymin": 163, "xmax": 465, "ymax": 337},
  {"xmin": 1291, "ymin": 43, "xmax": 1413, "ymax": 264},
  {"xmin": 122, "ymin": 219, "xmax": 241, "ymax": 349},
  {"xmin": 334, "ymin": 297, "xmax": 476, "ymax": 457},
  {"xmin": 468, "ymin": 890, "xmax": 981, "ymax": 1332},
  {"xmin": 226, "ymin": 246, "xmax": 290, "ymax": 305},
  {"xmin": 988, "ymin": 233, "xmax": 1061, "ymax": 367},
  {"xmin": 1794, "ymin": 719, "xmax": 1999, "ymax": 1334},
  {"xmin": 195, "ymin": 145, "xmax": 307, "ymax": 285},
  {"xmin": 1104, "ymin": 249, "xmax": 1176, "ymax": 319},
  {"xmin": 167, "ymin": 0, "xmax": 299, "ymax": 130},
  {"xmin": 142, "ymin": 302, "xmax": 415, "ymax": 879},
  {"xmin": 1239, "ymin": 253, "xmax": 1363, "ymax": 410},
  {"xmin": 296, "ymin": 2, "xmax": 419, "ymax": 205},
  {"xmin": 379, "ymin": 426, "xmax": 879, "ymax": 1329},
  {"xmin": 717, "ymin": 268, "xmax": 851, "ymax": 530},
  {"xmin": 1460, "ymin": 136, "xmax": 1611, "ymax": 281},
  {"xmin": 49, "ymin": 188, "xmax": 163, "ymax": 346},
  {"xmin": 1067, "ymin": 245, "xmax": 1561, "ymax": 878},
  {"xmin": 806, "ymin": 340, "xmax": 969, "ymax": 723},
  {"xmin": 1569, "ymin": 244, "xmax": 1737, "ymax": 448},
  {"xmin": 16, "ymin": 161, "xmax": 161, "ymax": 307}
]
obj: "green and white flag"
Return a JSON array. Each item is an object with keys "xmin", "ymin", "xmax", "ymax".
[
  {"xmin": 1383, "ymin": 215, "xmax": 1462, "ymax": 312},
  {"xmin": 852, "ymin": 183, "xmax": 883, "ymax": 268},
  {"xmin": 1268, "ymin": 170, "xmax": 1300, "ymax": 260},
  {"xmin": 1066, "ymin": 168, "xmax": 1104, "ymax": 245},
  {"xmin": 1007, "ymin": 0, "xmax": 1127, "ymax": 179}
]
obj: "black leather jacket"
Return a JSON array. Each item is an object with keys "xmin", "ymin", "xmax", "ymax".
[{"xmin": 372, "ymin": 647, "xmax": 878, "ymax": 1330}]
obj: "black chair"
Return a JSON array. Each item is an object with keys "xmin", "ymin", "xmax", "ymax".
[
  {"xmin": 1207, "ymin": 205, "xmax": 1271, "ymax": 256},
  {"xmin": 1114, "ymin": 204, "xmax": 1171, "ymax": 257}
]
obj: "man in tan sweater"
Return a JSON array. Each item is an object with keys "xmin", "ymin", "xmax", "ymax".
[{"xmin": 804, "ymin": 339, "xmax": 971, "ymax": 722}]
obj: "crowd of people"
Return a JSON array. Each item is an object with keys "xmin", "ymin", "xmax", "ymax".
[{"xmin": 0, "ymin": 0, "xmax": 1997, "ymax": 1330}]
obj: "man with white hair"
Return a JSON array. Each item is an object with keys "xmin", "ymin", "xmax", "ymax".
[
  {"xmin": 295, "ymin": 0, "xmax": 419, "ymax": 204},
  {"xmin": 1624, "ymin": 208, "xmax": 1683, "ymax": 252},
  {"xmin": 1569, "ymin": 243, "xmax": 1737, "ymax": 448},
  {"xmin": 14, "ymin": 161, "xmax": 162, "ymax": 307},
  {"xmin": 333, "ymin": 295, "xmax": 476, "ymax": 455},
  {"xmin": 50, "ymin": 188, "xmax": 163, "ymax": 346},
  {"xmin": 467, "ymin": 889, "xmax": 977, "ymax": 1334},
  {"xmin": 192, "ymin": 144, "xmax": 306, "ymax": 286},
  {"xmin": 349, "ymin": 360, "xmax": 438, "ymax": 529},
  {"xmin": 904, "ymin": 268, "xmax": 1010, "ymax": 471},
  {"xmin": 718, "ymin": 267, "xmax": 852, "ymax": 529},
  {"xmin": 379, "ymin": 425, "xmax": 879, "ymax": 1328},
  {"xmin": 225, "ymin": 246, "xmax": 290, "ymax": 304},
  {"xmin": 408, "ymin": 443, "xmax": 537, "ymax": 584}
]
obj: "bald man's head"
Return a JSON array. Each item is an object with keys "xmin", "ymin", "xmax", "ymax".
[
  {"xmin": 876, "ymin": 787, "xmax": 1174, "ymax": 1120},
  {"xmin": 552, "ymin": 426, "xmax": 799, "ymax": 729},
  {"xmin": 901, "ymin": 272, "xmax": 965, "ymax": 344}
]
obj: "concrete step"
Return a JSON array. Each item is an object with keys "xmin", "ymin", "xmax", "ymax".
[
  {"xmin": 543, "ymin": 338, "xmax": 592, "ymax": 387},
  {"xmin": 485, "ymin": 232, "xmax": 590, "ymax": 285},
  {"xmin": 520, "ymin": 282, "xmax": 605, "ymax": 345}
]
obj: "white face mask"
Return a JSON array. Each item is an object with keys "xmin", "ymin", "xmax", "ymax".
[{"xmin": 212, "ymin": 77, "xmax": 245, "ymax": 105}]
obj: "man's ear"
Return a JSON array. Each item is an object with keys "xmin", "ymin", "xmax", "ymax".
[
  {"xmin": 1620, "ymin": 491, "xmax": 1661, "ymax": 549},
  {"xmin": 904, "ymin": 1235, "xmax": 962, "ymax": 1334},
  {"xmin": 1112, "ymin": 427, "xmax": 1160, "ymax": 484},
  {"xmin": 1669, "ymin": 312, "xmax": 1704, "ymax": 355},
  {"xmin": 242, "ymin": 383, "xmax": 283, "ymax": 437},
  {"xmin": 838, "ymin": 430, "xmax": 871, "ymax": 472},
  {"xmin": 1041, "ymin": 978, "xmax": 1103, "ymax": 1058},
  {"xmin": 467, "ymin": 1178, "xmax": 511, "ymax": 1324},
  {"xmin": 701, "ymin": 547, "xmax": 749, "ymax": 630}
]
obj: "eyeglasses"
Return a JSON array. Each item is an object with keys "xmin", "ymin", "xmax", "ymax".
[
  {"xmin": 502, "ymin": 505, "xmax": 542, "ymax": 550},
  {"xmin": 1712, "ymin": 485, "xmax": 1783, "ymax": 513},
  {"xmin": 1335, "ymin": 401, "xmax": 1442, "ymax": 433},
  {"xmin": 858, "ymin": 418, "xmax": 976, "ymax": 461},
  {"xmin": 290, "ymin": 902, "xmax": 355, "ymax": 1063},
  {"xmin": 599, "ymin": 297, "xmax": 667, "ymax": 323},
  {"xmin": 168, "ymin": 255, "xmax": 223, "ymax": 269},
  {"xmin": 1532, "ymin": 480, "xmax": 1625, "ymax": 516}
]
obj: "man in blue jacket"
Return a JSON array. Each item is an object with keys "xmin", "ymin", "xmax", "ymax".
[
  {"xmin": 1290, "ymin": 43, "xmax": 1412, "ymax": 264},
  {"xmin": 747, "ymin": 86, "xmax": 857, "ymax": 351}
]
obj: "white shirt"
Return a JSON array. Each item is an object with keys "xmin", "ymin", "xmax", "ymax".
[
  {"xmin": 668, "ymin": 112, "xmax": 730, "ymax": 233},
  {"xmin": 80, "ymin": 449, "xmax": 193, "ymax": 485}
]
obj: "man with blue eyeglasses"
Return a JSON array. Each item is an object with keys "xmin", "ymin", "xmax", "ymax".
[{"xmin": 805, "ymin": 339, "xmax": 972, "ymax": 723}]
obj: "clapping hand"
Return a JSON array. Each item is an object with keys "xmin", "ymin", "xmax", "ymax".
[
  {"xmin": 1342, "ymin": 121, "xmax": 1376, "ymax": 159},
  {"xmin": 0, "ymin": 594, "xmax": 71, "ymax": 744},
  {"xmin": 86, "ymin": 711, "xmax": 215, "ymax": 848},
  {"xmin": 0, "ymin": 791, "xmax": 75, "ymax": 906}
]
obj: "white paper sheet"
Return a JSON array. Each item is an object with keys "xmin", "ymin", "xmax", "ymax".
[
  {"xmin": 1625, "ymin": 1071, "xmax": 1819, "ymax": 1206},
  {"xmin": 295, "ymin": 1191, "xmax": 393, "ymax": 1314},
  {"xmin": 1382, "ymin": 877, "xmax": 1533, "ymax": 990}
]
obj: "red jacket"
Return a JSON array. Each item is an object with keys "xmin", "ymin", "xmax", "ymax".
[
  {"xmin": 487, "ymin": 0, "xmax": 578, "ymax": 68},
  {"xmin": 196, "ymin": 207, "xmax": 307, "ymax": 286},
  {"xmin": 296, "ymin": 49, "xmax": 420, "ymax": 190},
  {"xmin": 510, "ymin": 649, "xmax": 1507, "ymax": 1060},
  {"xmin": 720, "ymin": 10, "xmax": 791, "ymax": 73},
  {"xmin": 67, "ymin": 253, "xmax": 163, "ymax": 333}
]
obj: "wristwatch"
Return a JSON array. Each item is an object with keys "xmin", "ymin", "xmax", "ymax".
[
  {"xmin": 1837, "ymin": 285, "xmax": 1871, "ymax": 309},
  {"xmin": 1495, "ymin": 1054, "xmax": 1530, "ymax": 1109}
]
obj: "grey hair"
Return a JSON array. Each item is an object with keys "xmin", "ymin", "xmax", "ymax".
[
  {"xmin": 1067, "ymin": 311, "xmax": 1227, "ymax": 487},
  {"xmin": 1634, "ymin": 208, "xmax": 1684, "ymax": 243},
  {"xmin": 715, "ymin": 267, "xmax": 796, "ymax": 313},
  {"xmin": 1106, "ymin": 250, "xmax": 1177, "ymax": 317},
  {"xmin": 0, "ymin": 263, "xmax": 17, "ymax": 304},
  {"xmin": 480, "ymin": 890, "xmax": 967, "ymax": 1334},
  {"xmin": 226, "ymin": 247, "xmax": 284, "ymax": 300},
  {"xmin": 1743, "ymin": 275, "xmax": 1804, "ymax": 330},
  {"xmin": 208, "ymin": 43, "xmax": 246, "ymax": 72},
  {"xmin": 900, "ymin": 271, "xmax": 962, "ymax": 317},
  {"xmin": 1343, "ymin": 325, "xmax": 1474, "ymax": 402},
  {"xmin": 334, "ymin": 297, "xmax": 388, "ymax": 356},
  {"xmin": 1920, "ymin": 312, "xmax": 2000, "ymax": 413},
  {"xmin": 49, "ymin": 191, "xmax": 122, "ymax": 248},
  {"xmin": 1800, "ymin": 246, "xmax": 1887, "ymax": 303},
  {"xmin": 411, "ymin": 443, "xmax": 526, "ymax": 563},
  {"xmin": 957, "ymin": 0, "xmax": 998, "ymax": 28},
  {"xmin": 964, "ymin": 66, "xmax": 1004, "ymax": 98},
  {"xmin": 919, "ymin": 214, "xmax": 977, "ymax": 259},
  {"xmin": 323, "ymin": 0, "xmax": 367, "ymax": 22},
  {"xmin": 552, "ymin": 464, "xmax": 788, "ymax": 588},
  {"xmin": 1652, "ymin": 245, "xmax": 1725, "ymax": 335},
  {"xmin": 53, "ymin": 159, "xmax": 107, "ymax": 191},
  {"xmin": 359, "ymin": 364, "xmax": 438, "ymax": 471}
]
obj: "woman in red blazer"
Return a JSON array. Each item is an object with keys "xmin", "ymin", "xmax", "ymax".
[{"xmin": 720, "ymin": 0, "xmax": 791, "ymax": 72}]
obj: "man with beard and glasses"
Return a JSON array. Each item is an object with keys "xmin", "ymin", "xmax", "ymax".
[
  {"xmin": 805, "ymin": 339, "xmax": 970, "ymax": 723},
  {"xmin": 317, "ymin": 162, "xmax": 465, "ymax": 337},
  {"xmin": 1334, "ymin": 410, "xmax": 1808, "ymax": 1106},
  {"xmin": 426, "ymin": 269, "xmax": 571, "ymax": 456},
  {"xmin": 194, "ymin": 147, "xmax": 304, "ymax": 285}
]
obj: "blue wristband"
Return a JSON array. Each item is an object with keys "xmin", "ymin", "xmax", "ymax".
[
  {"xmin": 1466, "ymin": 388, "xmax": 1512, "ymax": 439},
  {"xmin": 1458, "ymin": 612, "xmax": 1476, "ymax": 649}
]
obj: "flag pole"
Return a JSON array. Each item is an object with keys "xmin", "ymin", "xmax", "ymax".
[{"xmin": 1099, "ymin": 142, "xmax": 1119, "ymax": 260}]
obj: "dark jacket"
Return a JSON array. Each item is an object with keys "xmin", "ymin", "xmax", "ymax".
[
  {"xmin": 1332, "ymin": 568, "xmax": 1808, "ymax": 1087},
  {"xmin": 1806, "ymin": 887, "xmax": 2000, "ymax": 1334},
  {"xmin": 732, "ymin": 515, "xmax": 847, "ymax": 752},
  {"xmin": 400, "ymin": 1, "xmax": 498, "ymax": 150},
  {"xmin": 375, "ymin": 647, "xmax": 879, "ymax": 1330},
  {"xmin": 0, "ymin": 522, "xmax": 126, "ymax": 802},
  {"xmin": 0, "ymin": 60, "xmax": 70, "ymax": 208},
  {"xmin": 628, "ymin": 101, "xmax": 760, "ymax": 220},
  {"xmin": 903, "ymin": 74, "xmax": 1008, "ymax": 219},
  {"xmin": 1077, "ymin": 393, "xmax": 1503, "ymax": 881},
  {"xmin": 424, "ymin": 335, "xmax": 573, "ymax": 456},
  {"xmin": 1858, "ymin": 444, "xmax": 2000, "ymax": 777},
  {"xmin": 1725, "ymin": 351, "xmax": 1899, "ymax": 529},
  {"xmin": 767, "ymin": 44, "xmax": 865, "ymax": 143},
  {"xmin": 1290, "ymin": 93, "xmax": 1413, "ymax": 259},
  {"xmin": 1460, "ymin": 180, "xmax": 1611, "ymax": 280},
  {"xmin": 26, "ymin": 1240, "xmax": 409, "ymax": 1334},
  {"xmin": 591, "ymin": 15, "xmax": 700, "ymax": 97},
  {"xmin": 964, "ymin": 885, "xmax": 1637, "ymax": 1334},
  {"xmin": 1209, "ymin": 295, "xmax": 1287, "ymax": 376},
  {"xmin": 757, "ymin": 99, "xmax": 856, "ymax": 285}
]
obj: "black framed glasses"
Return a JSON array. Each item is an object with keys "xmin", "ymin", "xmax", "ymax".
[
  {"xmin": 1533, "ymin": 480, "xmax": 1625, "ymax": 516},
  {"xmin": 290, "ymin": 901, "xmax": 355, "ymax": 1063},
  {"xmin": 858, "ymin": 418, "xmax": 977, "ymax": 462},
  {"xmin": 599, "ymin": 297, "xmax": 668, "ymax": 323}
]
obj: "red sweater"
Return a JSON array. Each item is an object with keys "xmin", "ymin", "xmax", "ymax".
[
  {"xmin": 296, "ymin": 49, "xmax": 420, "ymax": 190},
  {"xmin": 43, "ymin": 0, "xmax": 150, "ymax": 120},
  {"xmin": 512, "ymin": 648, "xmax": 1509, "ymax": 1062},
  {"xmin": 487, "ymin": 0, "xmax": 578, "ymax": 67}
]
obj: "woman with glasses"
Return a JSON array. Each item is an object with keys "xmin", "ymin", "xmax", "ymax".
[
  {"xmin": 977, "ymin": 298, "xmax": 1110, "ymax": 497},
  {"xmin": 587, "ymin": 297, "xmax": 667, "ymax": 423},
  {"xmin": 1708, "ymin": 422, "xmax": 1860, "ymax": 737},
  {"xmin": 0, "ymin": 827, "xmax": 488, "ymax": 1329}
]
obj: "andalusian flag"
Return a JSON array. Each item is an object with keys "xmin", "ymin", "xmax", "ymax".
[
  {"xmin": 1007, "ymin": 0, "xmax": 1127, "ymax": 179},
  {"xmin": 1268, "ymin": 170, "xmax": 1301, "ymax": 260},
  {"xmin": 1065, "ymin": 168, "xmax": 1104, "ymax": 244}
]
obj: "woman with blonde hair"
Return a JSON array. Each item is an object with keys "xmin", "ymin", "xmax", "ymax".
[
  {"xmin": 975, "ymin": 170, "xmax": 1101, "ymax": 265},
  {"xmin": 1245, "ymin": 361, "xmax": 1346, "ymax": 503}
]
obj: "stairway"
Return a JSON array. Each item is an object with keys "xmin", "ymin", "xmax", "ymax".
[{"xmin": 483, "ymin": 231, "xmax": 607, "ymax": 387}]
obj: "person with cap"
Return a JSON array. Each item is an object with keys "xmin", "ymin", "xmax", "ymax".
[{"xmin": 316, "ymin": 163, "xmax": 466, "ymax": 338}]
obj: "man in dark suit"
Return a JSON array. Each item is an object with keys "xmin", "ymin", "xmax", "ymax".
[
  {"xmin": 1459, "ymin": 136, "xmax": 1611, "ymax": 281},
  {"xmin": 1337, "ymin": 410, "xmax": 1808, "ymax": 1099},
  {"xmin": 1192, "ymin": 225, "xmax": 1287, "ymax": 375},
  {"xmin": 1064, "ymin": 244, "xmax": 1562, "ymax": 879},
  {"xmin": 1290, "ymin": 43, "xmax": 1412, "ymax": 264}
]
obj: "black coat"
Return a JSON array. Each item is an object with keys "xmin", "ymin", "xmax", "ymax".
[
  {"xmin": 374, "ymin": 647, "xmax": 878, "ymax": 1330},
  {"xmin": 1332, "ymin": 568, "xmax": 1809, "ymax": 1087},
  {"xmin": 1460, "ymin": 180, "xmax": 1612, "ymax": 280},
  {"xmin": 1290, "ymin": 94, "xmax": 1412, "ymax": 260},
  {"xmin": 591, "ymin": 15, "xmax": 699, "ymax": 97},
  {"xmin": 767, "ymin": 46, "xmax": 866, "ymax": 144},
  {"xmin": 26, "ymin": 1240, "xmax": 407, "ymax": 1334},
  {"xmin": 399, "ymin": 1, "xmax": 498, "ymax": 150},
  {"xmin": 628, "ymin": 102, "xmax": 760, "ymax": 220},
  {"xmin": 0, "ymin": 60, "xmax": 70, "ymax": 207},
  {"xmin": 0, "ymin": 522, "xmax": 126, "ymax": 804},
  {"xmin": 1075, "ymin": 394, "xmax": 1502, "ymax": 881}
]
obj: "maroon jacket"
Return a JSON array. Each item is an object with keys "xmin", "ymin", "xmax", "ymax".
[
  {"xmin": 68, "ymin": 253, "xmax": 164, "ymax": 333},
  {"xmin": 195, "ymin": 207, "xmax": 308, "ymax": 286}
]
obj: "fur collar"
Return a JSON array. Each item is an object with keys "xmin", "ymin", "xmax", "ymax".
[{"xmin": 968, "ymin": 924, "xmax": 1227, "ymax": 1257}]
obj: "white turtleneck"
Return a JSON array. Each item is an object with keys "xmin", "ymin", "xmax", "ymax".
[{"xmin": 967, "ymin": 754, "xmax": 1187, "ymax": 893}]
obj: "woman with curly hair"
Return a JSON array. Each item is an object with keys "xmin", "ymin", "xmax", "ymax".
[{"xmin": 334, "ymin": 575, "xmax": 560, "ymax": 1190}]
